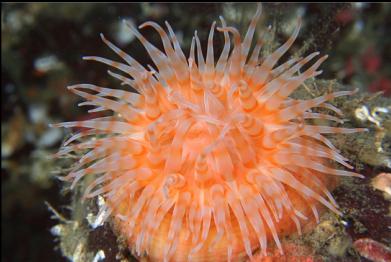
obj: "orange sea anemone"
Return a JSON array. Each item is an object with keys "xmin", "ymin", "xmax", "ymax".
[{"xmin": 52, "ymin": 3, "xmax": 366, "ymax": 262}]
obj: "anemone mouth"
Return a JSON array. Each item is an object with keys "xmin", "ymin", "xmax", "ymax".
[{"xmin": 52, "ymin": 3, "xmax": 366, "ymax": 262}]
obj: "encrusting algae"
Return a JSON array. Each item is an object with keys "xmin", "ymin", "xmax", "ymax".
[{"xmin": 52, "ymin": 3, "xmax": 367, "ymax": 262}]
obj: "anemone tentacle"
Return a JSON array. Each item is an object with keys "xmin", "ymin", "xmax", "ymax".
[{"xmin": 54, "ymin": 3, "xmax": 365, "ymax": 262}]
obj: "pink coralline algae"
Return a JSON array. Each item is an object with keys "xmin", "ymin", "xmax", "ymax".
[{"xmin": 353, "ymin": 238, "xmax": 391, "ymax": 262}]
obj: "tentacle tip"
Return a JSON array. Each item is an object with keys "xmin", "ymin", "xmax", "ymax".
[
  {"xmin": 346, "ymin": 165, "xmax": 354, "ymax": 170},
  {"xmin": 49, "ymin": 123, "xmax": 63, "ymax": 128},
  {"xmin": 80, "ymin": 196, "xmax": 87, "ymax": 204},
  {"xmin": 49, "ymin": 152, "xmax": 60, "ymax": 159},
  {"xmin": 256, "ymin": 2, "xmax": 262, "ymax": 12},
  {"xmin": 138, "ymin": 22, "xmax": 149, "ymax": 29},
  {"xmin": 239, "ymin": 80, "xmax": 247, "ymax": 86},
  {"xmin": 124, "ymin": 19, "xmax": 136, "ymax": 30},
  {"xmin": 56, "ymin": 175, "xmax": 68, "ymax": 182}
]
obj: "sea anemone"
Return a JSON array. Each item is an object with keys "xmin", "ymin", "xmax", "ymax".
[{"xmin": 52, "ymin": 3, "xmax": 366, "ymax": 262}]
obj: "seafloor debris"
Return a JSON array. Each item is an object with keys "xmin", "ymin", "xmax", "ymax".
[
  {"xmin": 1, "ymin": 107, "xmax": 26, "ymax": 158},
  {"xmin": 354, "ymin": 99, "xmax": 391, "ymax": 165},
  {"xmin": 330, "ymin": 90, "xmax": 391, "ymax": 169},
  {"xmin": 249, "ymin": 242, "xmax": 322, "ymax": 262},
  {"xmin": 372, "ymin": 173, "xmax": 391, "ymax": 197},
  {"xmin": 353, "ymin": 238, "xmax": 391, "ymax": 262}
]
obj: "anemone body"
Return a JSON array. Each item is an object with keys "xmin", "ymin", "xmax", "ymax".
[{"xmin": 54, "ymin": 4, "xmax": 365, "ymax": 262}]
